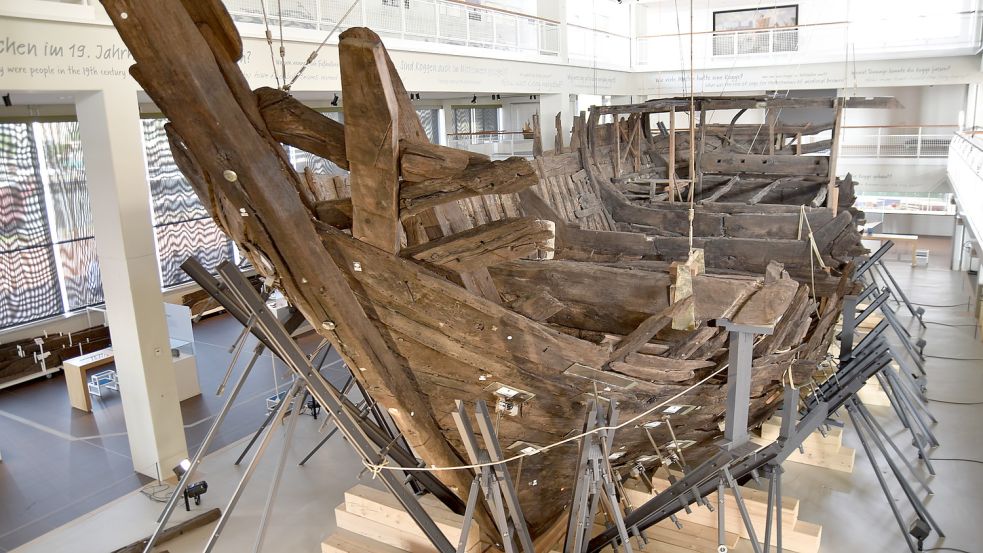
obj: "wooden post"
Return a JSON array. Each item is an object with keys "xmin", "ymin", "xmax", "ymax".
[
  {"xmin": 532, "ymin": 112, "xmax": 544, "ymax": 156},
  {"xmin": 827, "ymin": 98, "xmax": 844, "ymax": 216},
  {"xmin": 615, "ymin": 116, "xmax": 622, "ymax": 178},
  {"xmin": 340, "ymin": 32, "xmax": 402, "ymax": 254},
  {"xmin": 697, "ymin": 106, "xmax": 706, "ymax": 194},
  {"xmin": 668, "ymin": 107, "xmax": 676, "ymax": 202},
  {"xmin": 555, "ymin": 111, "xmax": 564, "ymax": 153},
  {"xmin": 767, "ymin": 107, "xmax": 777, "ymax": 155},
  {"xmin": 688, "ymin": 98, "xmax": 696, "ymax": 202}
]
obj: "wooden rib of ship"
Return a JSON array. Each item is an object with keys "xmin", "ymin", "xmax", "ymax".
[{"xmin": 103, "ymin": 1, "xmax": 868, "ymax": 548}]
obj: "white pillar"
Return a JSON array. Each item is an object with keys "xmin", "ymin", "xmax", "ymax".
[
  {"xmin": 76, "ymin": 87, "xmax": 188, "ymax": 479},
  {"xmin": 539, "ymin": 93, "xmax": 575, "ymax": 153}
]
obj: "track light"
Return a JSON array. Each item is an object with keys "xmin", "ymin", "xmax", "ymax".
[
  {"xmin": 330, "ymin": 93, "xmax": 339, "ymax": 106},
  {"xmin": 2, "ymin": 94, "xmax": 11, "ymax": 107},
  {"xmin": 471, "ymin": 94, "xmax": 477, "ymax": 104}
]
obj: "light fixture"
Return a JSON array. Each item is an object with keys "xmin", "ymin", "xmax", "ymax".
[
  {"xmin": 183, "ymin": 480, "xmax": 209, "ymax": 511},
  {"xmin": 330, "ymin": 93, "xmax": 339, "ymax": 106},
  {"xmin": 172, "ymin": 458, "xmax": 192, "ymax": 477},
  {"xmin": 2, "ymin": 94, "xmax": 11, "ymax": 107},
  {"xmin": 471, "ymin": 94, "xmax": 477, "ymax": 104}
]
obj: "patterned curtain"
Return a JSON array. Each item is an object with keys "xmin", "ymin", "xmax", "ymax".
[
  {"xmin": 142, "ymin": 118, "xmax": 234, "ymax": 287},
  {"xmin": 36, "ymin": 121, "xmax": 104, "ymax": 311},
  {"xmin": 416, "ymin": 108, "xmax": 441, "ymax": 143},
  {"xmin": 0, "ymin": 123, "xmax": 64, "ymax": 328}
]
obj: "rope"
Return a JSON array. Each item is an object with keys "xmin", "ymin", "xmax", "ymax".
[
  {"xmin": 283, "ymin": 0, "xmax": 362, "ymax": 90},
  {"xmin": 361, "ymin": 355, "xmax": 749, "ymax": 474}
]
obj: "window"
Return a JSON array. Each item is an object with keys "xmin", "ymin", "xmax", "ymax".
[
  {"xmin": 0, "ymin": 123, "xmax": 63, "ymax": 328},
  {"xmin": 416, "ymin": 108, "xmax": 441, "ymax": 144},
  {"xmin": 453, "ymin": 106, "xmax": 501, "ymax": 135},
  {"xmin": 141, "ymin": 118, "xmax": 235, "ymax": 287},
  {"xmin": 35, "ymin": 122, "xmax": 103, "ymax": 311}
]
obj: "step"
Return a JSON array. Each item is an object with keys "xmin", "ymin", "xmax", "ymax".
[
  {"xmin": 322, "ymin": 528, "xmax": 412, "ymax": 553},
  {"xmin": 339, "ymin": 484, "xmax": 480, "ymax": 552}
]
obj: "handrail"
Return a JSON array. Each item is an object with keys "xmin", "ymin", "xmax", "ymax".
[
  {"xmin": 443, "ymin": 0, "xmax": 559, "ymax": 25},
  {"xmin": 638, "ymin": 20, "xmax": 848, "ymax": 39},
  {"xmin": 639, "ymin": 9, "xmax": 979, "ymax": 39}
]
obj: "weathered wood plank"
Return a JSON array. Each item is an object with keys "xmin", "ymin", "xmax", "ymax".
[
  {"xmin": 256, "ymin": 86, "xmax": 349, "ymax": 170},
  {"xmin": 401, "ymin": 217, "xmax": 553, "ymax": 273},
  {"xmin": 607, "ymin": 296, "xmax": 694, "ymax": 364},
  {"xmin": 702, "ymin": 153, "xmax": 829, "ymax": 177},
  {"xmin": 400, "ymin": 157, "xmax": 538, "ymax": 217}
]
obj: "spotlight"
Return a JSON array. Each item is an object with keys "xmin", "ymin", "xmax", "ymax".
[
  {"xmin": 183, "ymin": 480, "xmax": 209, "ymax": 511},
  {"xmin": 172, "ymin": 458, "xmax": 192, "ymax": 478},
  {"xmin": 330, "ymin": 93, "xmax": 339, "ymax": 106},
  {"xmin": 2, "ymin": 94, "xmax": 11, "ymax": 107},
  {"xmin": 909, "ymin": 519, "xmax": 930, "ymax": 550},
  {"xmin": 471, "ymin": 94, "xmax": 477, "ymax": 104}
]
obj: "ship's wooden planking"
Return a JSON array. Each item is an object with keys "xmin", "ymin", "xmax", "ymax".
[{"xmin": 102, "ymin": 1, "xmax": 857, "ymax": 547}]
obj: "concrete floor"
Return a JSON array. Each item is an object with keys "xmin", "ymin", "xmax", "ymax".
[
  {"xmin": 0, "ymin": 313, "xmax": 341, "ymax": 551},
  {"xmin": 7, "ymin": 258, "xmax": 983, "ymax": 553}
]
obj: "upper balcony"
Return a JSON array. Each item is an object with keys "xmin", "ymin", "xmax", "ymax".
[{"xmin": 636, "ymin": 8, "xmax": 982, "ymax": 71}]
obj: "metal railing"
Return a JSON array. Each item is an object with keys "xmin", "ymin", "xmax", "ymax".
[
  {"xmin": 637, "ymin": 10, "xmax": 982, "ymax": 69},
  {"xmin": 447, "ymin": 131, "xmax": 533, "ymax": 159},
  {"xmin": 839, "ymin": 126, "xmax": 956, "ymax": 159},
  {"xmin": 711, "ymin": 27, "xmax": 799, "ymax": 56},
  {"xmin": 223, "ymin": 0, "xmax": 560, "ymax": 56}
]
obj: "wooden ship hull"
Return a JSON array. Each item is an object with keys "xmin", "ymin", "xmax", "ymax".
[
  {"xmin": 548, "ymin": 97, "xmax": 900, "ymax": 295},
  {"xmin": 103, "ymin": 1, "xmax": 860, "ymax": 546}
]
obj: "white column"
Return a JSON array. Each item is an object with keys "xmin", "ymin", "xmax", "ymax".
[
  {"xmin": 76, "ymin": 87, "xmax": 188, "ymax": 479},
  {"xmin": 539, "ymin": 92, "xmax": 574, "ymax": 153}
]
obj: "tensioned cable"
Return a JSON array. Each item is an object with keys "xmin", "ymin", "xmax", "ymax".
[
  {"xmin": 282, "ymin": 0, "xmax": 362, "ymax": 90},
  {"xmin": 363, "ymin": 352, "xmax": 756, "ymax": 474},
  {"xmin": 258, "ymin": 0, "xmax": 281, "ymax": 89}
]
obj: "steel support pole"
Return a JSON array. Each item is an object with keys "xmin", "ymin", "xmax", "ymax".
[
  {"xmin": 218, "ymin": 263, "xmax": 456, "ymax": 552},
  {"xmin": 203, "ymin": 380, "xmax": 303, "ymax": 553},
  {"xmin": 142, "ymin": 341, "xmax": 266, "ymax": 552},
  {"xmin": 855, "ymin": 400, "xmax": 933, "ymax": 494},
  {"xmin": 876, "ymin": 259, "xmax": 925, "ymax": 326},
  {"xmin": 253, "ymin": 390, "xmax": 307, "ymax": 553},
  {"xmin": 723, "ymin": 466, "xmax": 763, "ymax": 553},
  {"xmin": 846, "ymin": 402, "xmax": 919, "ymax": 553}
]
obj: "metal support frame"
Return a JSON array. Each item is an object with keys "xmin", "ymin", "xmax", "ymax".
[
  {"xmin": 715, "ymin": 319, "xmax": 775, "ymax": 450},
  {"xmin": 451, "ymin": 400, "xmax": 535, "ymax": 553},
  {"xmin": 563, "ymin": 400, "xmax": 635, "ymax": 553},
  {"xmin": 182, "ymin": 259, "xmax": 463, "ymax": 511},
  {"xmin": 142, "ymin": 260, "xmax": 461, "ymax": 553}
]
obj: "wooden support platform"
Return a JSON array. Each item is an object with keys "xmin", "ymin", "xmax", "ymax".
[
  {"xmin": 754, "ymin": 416, "xmax": 856, "ymax": 473},
  {"xmin": 623, "ymin": 470, "xmax": 823, "ymax": 553},
  {"xmin": 322, "ymin": 484, "xmax": 481, "ymax": 553}
]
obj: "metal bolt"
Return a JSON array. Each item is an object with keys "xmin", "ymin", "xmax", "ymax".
[
  {"xmin": 223, "ymin": 170, "xmax": 238, "ymax": 182},
  {"xmin": 321, "ymin": 321, "xmax": 336, "ymax": 331}
]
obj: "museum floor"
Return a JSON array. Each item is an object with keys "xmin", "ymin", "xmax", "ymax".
[{"xmin": 3, "ymin": 256, "xmax": 983, "ymax": 553}]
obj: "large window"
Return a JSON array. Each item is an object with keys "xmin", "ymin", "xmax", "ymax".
[
  {"xmin": 417, "ymin": 108, "xmax": 441, "ymax": 144},
  {"xmin": 0, "ymin": 123, "xmax": 64, "ymax": 329},
  {"xmin": 141, "ymin": 118, "xmax": 235, "ymax": 287},
  {"xmin": 453, "ymin": 106, "xmax": 501, "ymax": 135}
]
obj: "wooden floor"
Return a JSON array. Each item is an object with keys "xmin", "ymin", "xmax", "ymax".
[{"xmin": 0, "ymin": 313, "xmax": 342, "ymax": 552}]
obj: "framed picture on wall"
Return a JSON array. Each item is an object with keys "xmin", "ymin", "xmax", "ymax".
[
  {"xmin": 712, "ymin": 5, "xmax": 799, "ymax": 55},
  {"xmin": 713, "ymin": 5, "xmax": 798, "ymax": 32}
]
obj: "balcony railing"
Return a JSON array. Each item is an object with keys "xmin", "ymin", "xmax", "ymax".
[
  {"xmin": 839, "ymin": 126, "xmax": 956, "ymax": 159},
  {"xmin": 223, "ymin": 0, "xmax": 560, "ymax": 56},
  {"xmin": 637, "ymin": 10, "xmax": 982, "ymax": 70},
  {"xmin": 447, "ymin": 131, "xmax": 533, "ymax": 159},
  {"xmin": 711, "ymin": 27, "xmax": 799, "ymax": 56}
]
